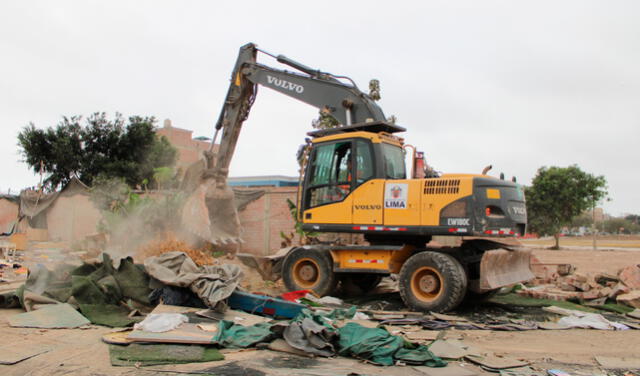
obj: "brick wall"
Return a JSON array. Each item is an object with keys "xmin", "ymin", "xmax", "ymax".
[
  {"xmin": 156, "ymin": 120, "xmax": 216, "ymax": 172},
  {"xmin": 0, "ymin": 198, "xmax": 18, "ymax": 233},
  {"xmin": 237, "ymin": 187, "xmax": 298, "ymax": 256}
]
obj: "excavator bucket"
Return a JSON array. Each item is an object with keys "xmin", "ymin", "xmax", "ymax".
[
  {"xmin": 181, "ymin": 178, "xmax": 242, "ymax": 245},
  {"xmin": 478, "ymin": 247, "xmax": 534, "ymax": 292}
]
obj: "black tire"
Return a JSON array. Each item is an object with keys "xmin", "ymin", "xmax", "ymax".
[
  {"xmin": 463, "ymin": 289, "xmax": 499, "ymax": 305},
  {"xmin": 340, "ymin": 274, "xmax": 383, "ymax": 295},
  {"xmin": 399, "ymin": 251, "xmax": 467, "ymax": 313},
  {"xmin": 282, "ymin": 248, "xmax": 338, "ymax": 297}
]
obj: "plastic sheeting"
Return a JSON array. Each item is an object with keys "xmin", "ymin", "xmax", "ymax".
[
  {"xmin": 144, "ymin": 251, "xmax": 242, "ymax": 309},
  {"xmin": 133, "ymin": 313, "xmax": 189, "ymax": 332}
]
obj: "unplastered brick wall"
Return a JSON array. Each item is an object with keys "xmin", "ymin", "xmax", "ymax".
[{"xmin": 237, "ymin": 187, "xmax": 298, "ymax": 256}]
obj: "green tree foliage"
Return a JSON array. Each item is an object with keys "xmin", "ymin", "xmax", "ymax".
[
  {"xmin": 153, "ymin": 166, "xmax": 176, "ymax": 190},
  {"xmin": 569, "ymin": 212, "xmax": 593, "ymax": 229},
  {"xmin": 525, "ymin": 165, "xmax": 607, "ymax": 249},
  {"xmin": 603, "ymin": 217, "xmax": 640, "ymax": 234},
  {"xmin": 280, "ymin": 198, "xmax": 318, "ymax": 246},
  {"xmin": 17, "ymin": 113, "xmax": 177, "ymax": 190},
  {"xmin": 625, "ymin": 214, "xmax": 640, "ymax": 224}
]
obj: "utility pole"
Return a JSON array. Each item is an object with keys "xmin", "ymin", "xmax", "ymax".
[{"xmin": 592, "ymin": 203, "xmax": 597, "ymax": 250}]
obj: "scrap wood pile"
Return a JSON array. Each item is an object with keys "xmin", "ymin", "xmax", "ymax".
[{"xmin": 525, "ymin": 257, "xmax": 640, "ymax": 309}]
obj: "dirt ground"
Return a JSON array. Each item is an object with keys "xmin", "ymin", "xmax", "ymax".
[
  {"xmin": 532, "ymin": 247, "xmax": 640, "ymax": 275},
  {"xmin": 0, "ymin": 243, "xmax": 639, "ymax": 375}
]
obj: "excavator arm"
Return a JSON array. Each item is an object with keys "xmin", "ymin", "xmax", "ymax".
[{"xmin": 183, "ymin": 43, "xmax": 386, "ymax": 244}]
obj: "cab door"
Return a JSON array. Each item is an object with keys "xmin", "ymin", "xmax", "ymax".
[
  {"xmin": 351, "ymin": 139, "xmax": 384, "ymax": 225},
  {"xmin": 301, "ymin": 140, "xmax": 353, "ymax": 224}
]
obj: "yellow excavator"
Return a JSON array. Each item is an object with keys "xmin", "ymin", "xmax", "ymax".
[{"xmin": 183, "ymin": 43, "xmax": 533, "ymax": 312}]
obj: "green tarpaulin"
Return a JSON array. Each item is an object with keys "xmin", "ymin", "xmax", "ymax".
[
  {"xmin": 109, "ymin": 344, "xmax": 224, "ymax": 366},
  {"xmin": 337, "ymin": 322, "xmax": 446, "ymax": 367},
  {"xmin": 14, "ymin": 253, "xmax": 151, "ymax": 327},
  {"xmin": 213, "ymin": 320, "xmax": 275, "ymax": 348}
]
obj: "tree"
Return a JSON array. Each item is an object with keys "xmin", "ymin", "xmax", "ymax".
[
  {"xmin": 569, "ymin": 212, "xmax": 593, "ymax": 230},
  {"xmin": 604, "ymin": 217, "xmax": 640, "ymax": 234},
  {"xmin": 525, "ymin": 165, "xmax": 607, "ymax": 249},
  {"xmin": 625, "ymin": 214, "xmax": 640, "ymax": 225},
  {"xmin": 18, "ymin": 113, "xmax": 177, "ymax": 191}
]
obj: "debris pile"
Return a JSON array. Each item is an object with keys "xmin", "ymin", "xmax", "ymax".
[
  {"xmin": 523, "ymin": 258, "xmax": 640, "ymax": 308},
  {"xmin": 2, "ymin": 249, "xmax": 640, "ymax": 373},
  {"xmin": 137, "ymin": 232, "xmax": 215, "ymax": 266},
  {"xmin": 0, "ymin": 251, "xmax": 450, "ymax": 369}
]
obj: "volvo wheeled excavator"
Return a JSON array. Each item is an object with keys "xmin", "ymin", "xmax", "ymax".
[{"xmin": 182, "ymin": 43, "xmax": 533, "ymax": 312}]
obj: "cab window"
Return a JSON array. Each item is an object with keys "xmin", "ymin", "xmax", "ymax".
[
  {"xmin": 381, "ymin": 143, "xmax": 406, "ymax": 179},
  {"xmin": 305, "ymin": 141, "xmax": 352, "ymax": 208},
  {"xmin": 355, "ymin": 139, "xmax": 374, "ymax": 185}
]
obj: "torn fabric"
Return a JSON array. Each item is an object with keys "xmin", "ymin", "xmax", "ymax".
[{"xmin": 144, "ymin": 251, "xmax": 242, "ymax": 309}]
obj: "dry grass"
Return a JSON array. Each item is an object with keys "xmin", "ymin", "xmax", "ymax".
[{"xmin": 137, "ymin": 232, "xmax": 215, "ymax": 266}]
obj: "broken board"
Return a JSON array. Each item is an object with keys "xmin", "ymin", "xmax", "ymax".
[
  {"xmin": 405, "ymin": 330, "xmax": 440, "ymax": 342},
  {"xmin": 428, "ymin": 339, "xmax": 479, "ymax": 360},
  {"xmin": 0, "ymin": 343, "xmax": 50, "ymax": 365},
  {"xmin": 595, "ymin": 356, "xmax": 640, "ymax": 369},
  {"xmin": 127, "ymin": 323, "xmax": 215, "ymax": 344},
  {"xmin": 9, "ymin": 303, "xmax": 90, "ymax": 329},
  {"xmin": 102, "ymin": 330, "xmax": 135, "ymax": 345},
  {"xmin": 413, "ymin": 362, "xmax": 478, "ymax": 376},
  {"xmin": 151, "ymin": 304, "xmax": 202, "ymax": 314},
  {"xmin": 465, "ymin": 353, "xmax": 529, "ymax": 370},
  {"xmin": 196, "ymin": 308, "xmax": 270, "ymax": 327}
]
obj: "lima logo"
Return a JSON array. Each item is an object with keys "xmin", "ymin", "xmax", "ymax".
[{"xmin": 391, "ymin": 185, "xmax": 402, "ymax": 198}]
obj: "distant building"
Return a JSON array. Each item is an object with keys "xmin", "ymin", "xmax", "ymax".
[
  {"xmin": 228, "ymin": 175, "xmax": 299, "ymax": 188},
  {"xmin": 156, "ymin": 119, "xmax": 217, "ymax": 173},
  {"xmin": 592, "ymin": 207, "xmax": 605, "ymax": 222}
]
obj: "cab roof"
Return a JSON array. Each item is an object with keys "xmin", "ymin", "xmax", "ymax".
[{"xmin": 306, "ymin": 121, "xmax": 406, "ymax": 138}]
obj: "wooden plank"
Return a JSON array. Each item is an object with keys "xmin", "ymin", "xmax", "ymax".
[
  {"xmin": 127, "ymin": 323, "xmax": 215, "ymax": 345},
  {"xmin": 151, "ymin": 304, "xmax": 202, "ymax": 314},
  {"xmin": 195, "ymin": 308, "xmax": 270, "ymax": 327}
]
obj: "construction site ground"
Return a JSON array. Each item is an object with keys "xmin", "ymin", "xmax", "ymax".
[{"xmin": 1, "ymin": 240, "xmax": 639, "ymax": 376}]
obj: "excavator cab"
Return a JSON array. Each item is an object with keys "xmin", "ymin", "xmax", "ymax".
[{"xmin": 299, "ymin": 121, "xmax": 527, "ymax": 243}]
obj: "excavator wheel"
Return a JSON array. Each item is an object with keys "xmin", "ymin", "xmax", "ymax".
[
  {"xmin": 282, "ymin": 248, "xmax": 338, "ymax": 297},
  {"xmin": 399, "ymin": 251, "xmax": 467, "ymax": 313}
]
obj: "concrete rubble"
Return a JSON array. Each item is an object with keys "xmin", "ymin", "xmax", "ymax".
[{"xmin": 524, "ymin": 257, "xmax": 640, "ymax": 309}]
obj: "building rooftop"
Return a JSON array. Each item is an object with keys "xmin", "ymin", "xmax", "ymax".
[{"xmin": 228, "ymin": 175, "xmax": 299, "ymax": 187}]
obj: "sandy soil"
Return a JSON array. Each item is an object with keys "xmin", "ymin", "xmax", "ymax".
[
  {"xmin": 531, "ymin": 247, "xmax": 640, "ymax": 275},
  {"xmin": 460, "ymin": 328, "xmax": 640, "ymax": 365}
]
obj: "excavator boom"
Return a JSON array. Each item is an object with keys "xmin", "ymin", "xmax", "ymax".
[{"xmin": 183, "ymin": 43, "xmax": 386, "ymax": 244}]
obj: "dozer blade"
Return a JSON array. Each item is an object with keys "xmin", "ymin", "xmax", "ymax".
[
  {"xmin": 478, "ymin": 248, "xmax": 534, "ymax": 292},
  {"xmin": 181, "ymin": 179, "xmax": 242, "ymax": 244}
]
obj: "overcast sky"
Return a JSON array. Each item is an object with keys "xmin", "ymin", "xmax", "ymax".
[{"xmin": 1, "ymin": 1, "xmax": 638, "ymax": 215}]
